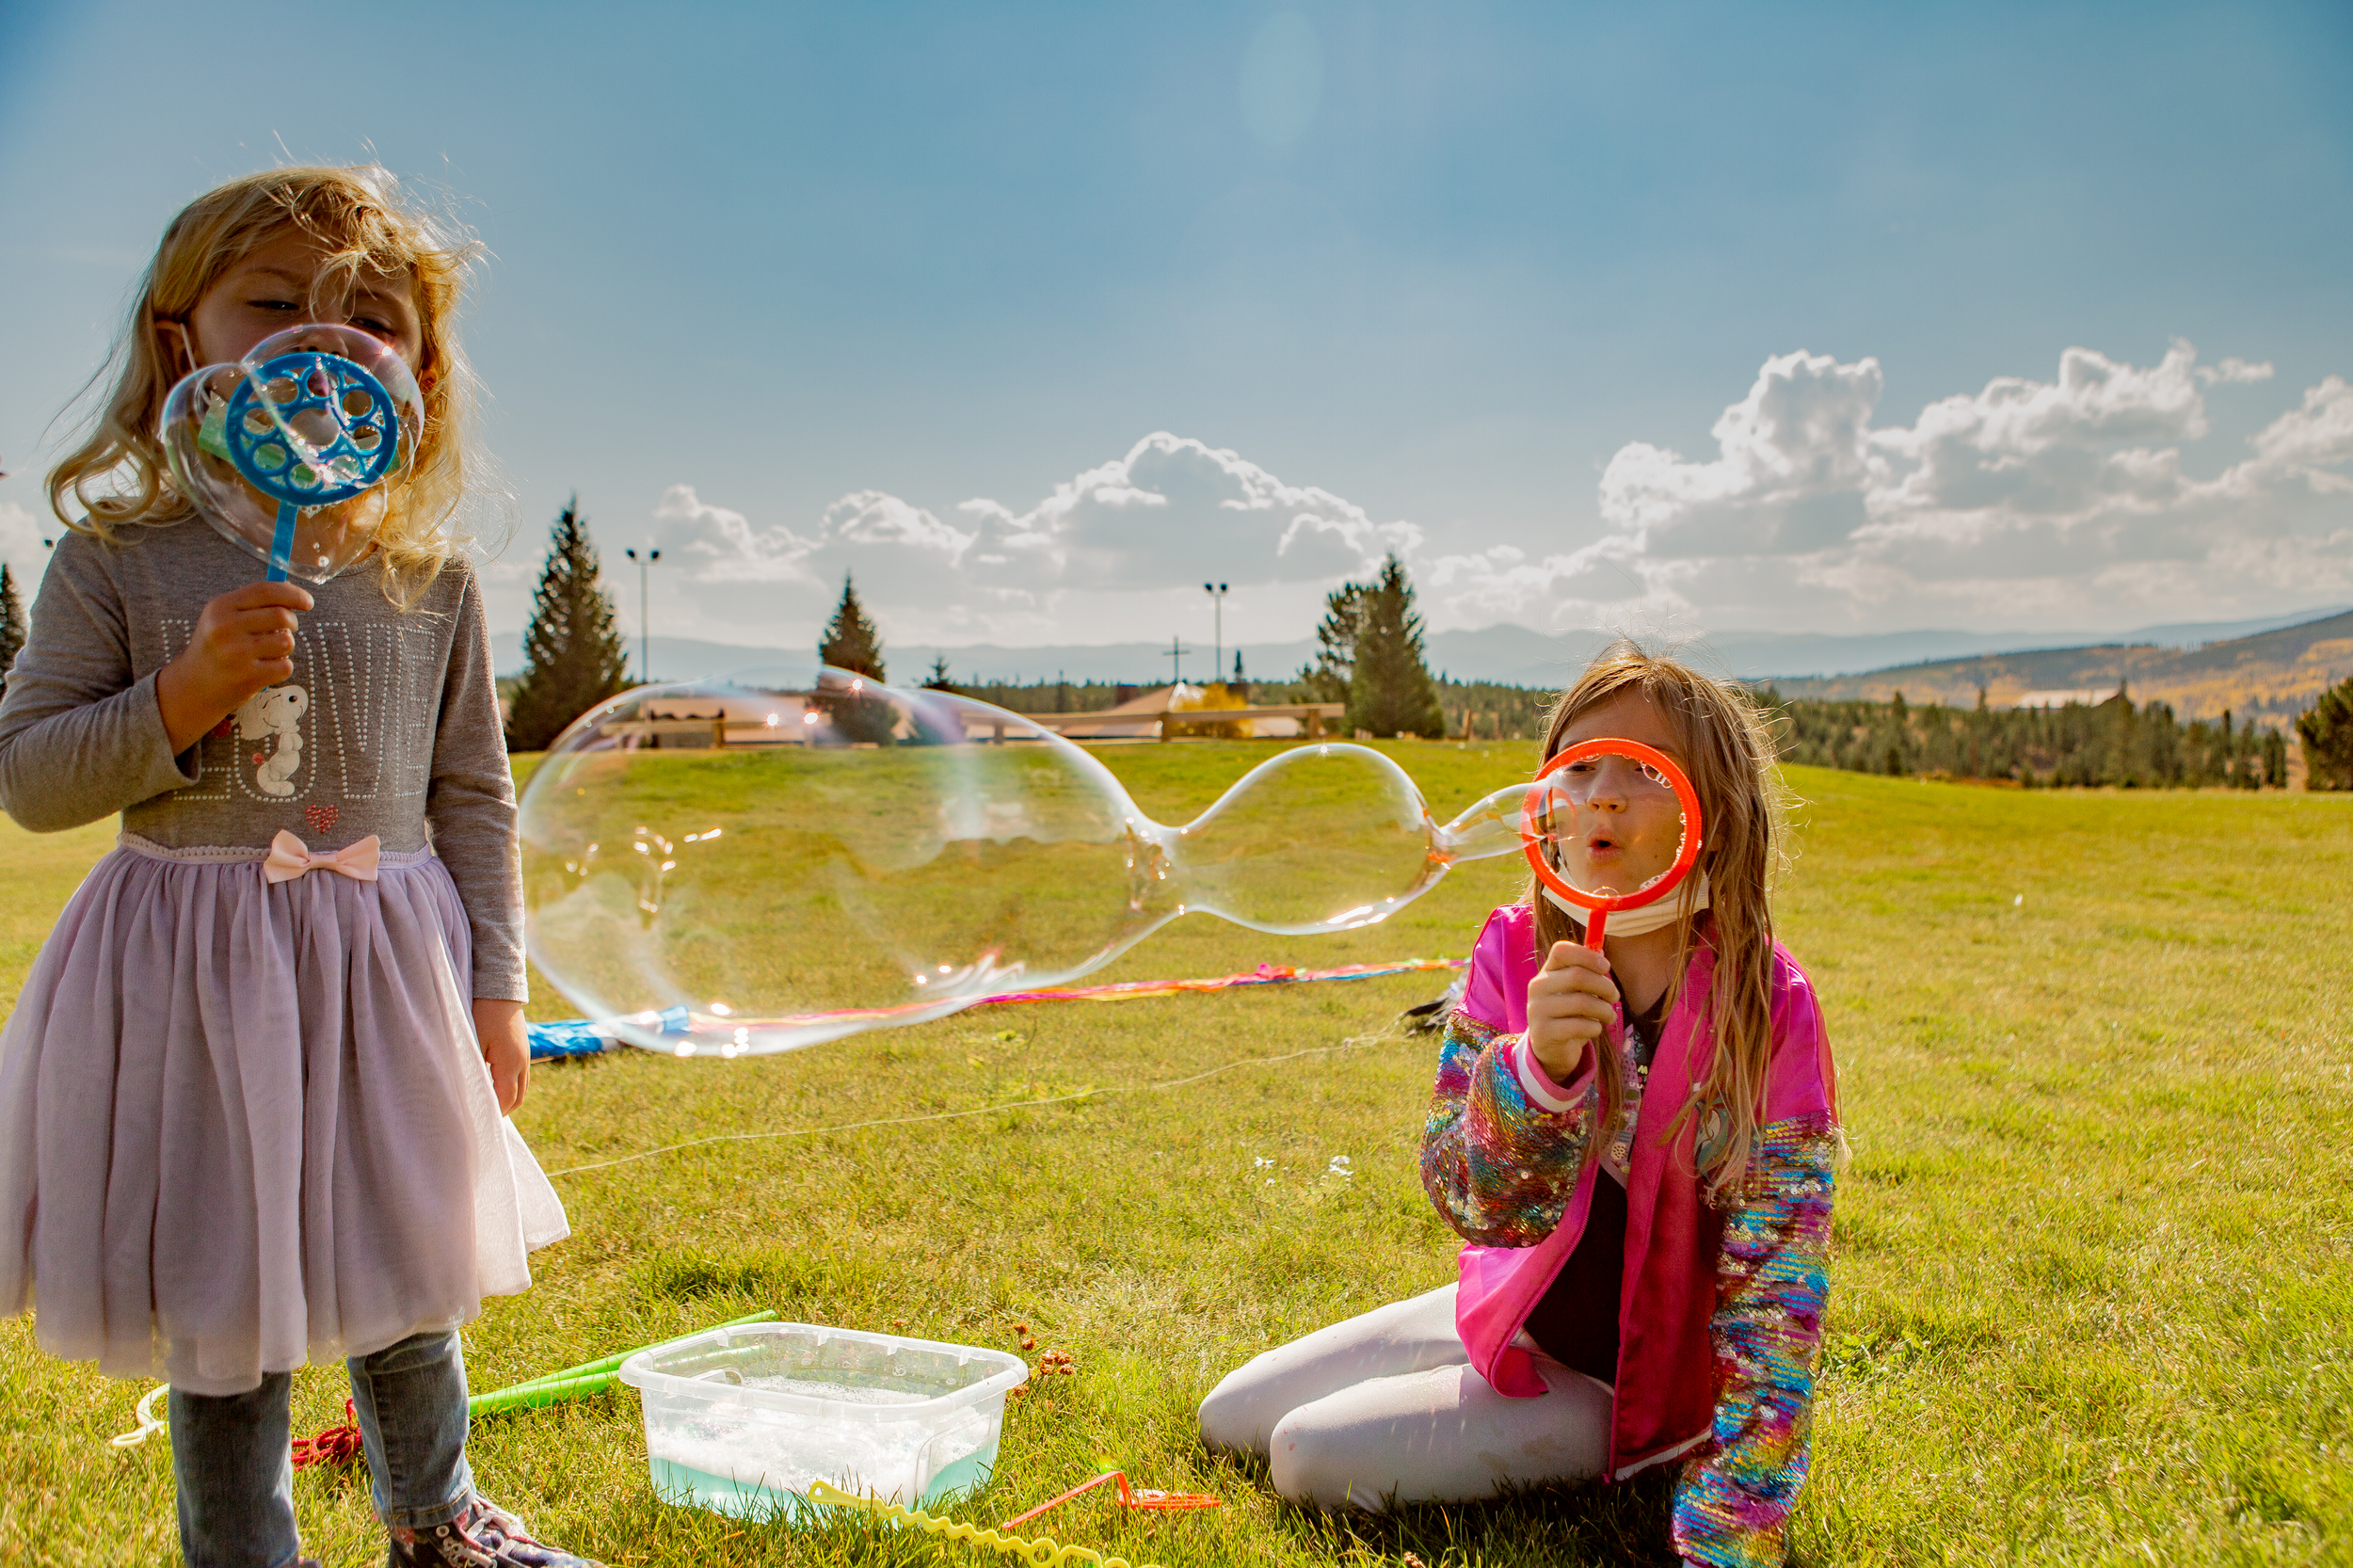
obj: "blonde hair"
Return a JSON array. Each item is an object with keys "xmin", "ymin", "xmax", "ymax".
[
  {"xmin": 1529, "ymin": 642, "xmax": 1788, "ymax": 1205},
  {"xmin": 46, "ymin": 165, "xmax": 488, "ymax": 605}
]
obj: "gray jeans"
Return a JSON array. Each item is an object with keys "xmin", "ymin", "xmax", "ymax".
[
  {"xmin": 169, "ymin": 1329, "xmax": 475, "ymax": 1568},
  {"xmin": 1197, "ymin": 1284, "xmax": 1611, "ymax": 1511}
]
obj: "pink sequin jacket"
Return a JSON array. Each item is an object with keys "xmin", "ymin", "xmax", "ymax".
[{"xmin": 1419, "ymin": 904, "xmax": 1839, "ymax": 1568}]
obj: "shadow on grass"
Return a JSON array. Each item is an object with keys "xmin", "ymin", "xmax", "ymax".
[
  {"xmin": 580, "ymin": 1447, "xmax": 1682, "ymax": 1568},
  {"xmin": 1214, "ymin": 1448, "xmax": 1682, "ymax": 1568}
]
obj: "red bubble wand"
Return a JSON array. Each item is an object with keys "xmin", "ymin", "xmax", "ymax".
[{"xmin": 1520, "ymin": 737, "xmax": 1705, "ymax": 950}]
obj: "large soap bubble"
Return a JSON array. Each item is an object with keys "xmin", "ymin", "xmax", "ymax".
[{"xmin": 518, "ymin": 666, "xmax": 1538, "ymax": 1056}]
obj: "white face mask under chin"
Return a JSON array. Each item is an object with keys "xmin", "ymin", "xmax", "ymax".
[{"xmin": 1540, "ymin": 869, "xmax": 1711, "ymax": 939}]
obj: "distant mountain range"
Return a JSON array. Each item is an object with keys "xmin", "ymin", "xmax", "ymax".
[
  {"xmin": 492, "ymin": 606, "xmax": 2348, "ymax": 695},
  {"xmin": 1761, "ymin": 608, "xmax": 2353, "ymax": 722}
]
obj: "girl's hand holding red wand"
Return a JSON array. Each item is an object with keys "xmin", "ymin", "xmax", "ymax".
[{"xmin": 1526, "ymin": 939, "xmax": 1619, "ymax": 1087}]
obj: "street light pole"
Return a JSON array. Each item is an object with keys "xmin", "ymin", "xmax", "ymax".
[
  {"xmin": 624, "ymin": 547, "xmax": 662, "ymax": 682},
  {"xmin": 1202, "ymin": 582, "xmax": 1228, "ymax": 689}
]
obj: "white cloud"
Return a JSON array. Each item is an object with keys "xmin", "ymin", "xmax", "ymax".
[
  {"xmin": 650, "ymin": 483, "xmax": 819, "ymax": 582},
  {"xmin": 2198, "ymin": 357, "xmax": 2275, "ymax": 387},
  {"xmin": 0, "ymin": 502, "xmax": 53, "ymax": 578},
  {"xmin": 825, "ymin": 490, "xmax": 974, "ymax": 556},
  {"xmin": 1491, "ymin": 340, "xmax": 2353, "ymax": 632},
  {"xmin": 1419, "ymin": 538, "xmax": 1677, "ymax": 631},
  {"xmin": 501, "ymin": 352, "xmax": 2348, "ymax": 653},
  {"xmin": 950, "ymin": 432, "xmax": 1419, "ymax": 589},
  {"xmin": 1599, "ymin": 349, "xmax": 1883, "ymax": 559},
  {"xmin": 2246, "ymin": 376, "xmax": 2353, "ymax": 470},
  {"xmin": 623, "ymin": 433, "xmax": 1424, "ymax": 644}
]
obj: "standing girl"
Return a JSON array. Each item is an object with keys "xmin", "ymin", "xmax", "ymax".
[
  {"xmin": 1199, "ymin": 647, "xmax": 1840, "ymax": 1568},
  {"xmin": 0, "ymin": 168, "xmax": 596, "ymax": 1568}
]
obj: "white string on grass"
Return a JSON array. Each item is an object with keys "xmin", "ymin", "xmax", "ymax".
[
  {"xmin": 111, "ymin": 1383, "xmax": 170, "ymax": 1448},
  {"xmin": 544, "ymin": 1029, "xmax": 1407, "ymax": 1178}
]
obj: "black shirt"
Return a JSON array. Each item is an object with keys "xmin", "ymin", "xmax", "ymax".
[{"xmin": 1519, "ymin": 984, "xmax": 1668, "ymax": 1386}]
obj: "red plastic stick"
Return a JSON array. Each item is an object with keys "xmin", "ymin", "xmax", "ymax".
[{"xmin": 999, "ymin": 1471, "xmax": 1221, "ymax": 1531}]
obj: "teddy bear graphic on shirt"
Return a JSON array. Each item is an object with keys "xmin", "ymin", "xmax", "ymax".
[{"xmin": 233, "ymin": 685, "xmax": 310, "ymax": 798}]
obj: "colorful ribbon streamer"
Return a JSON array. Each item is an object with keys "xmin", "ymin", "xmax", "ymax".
[{"xmin": 527, "ymin": 959, "xmax": 1465, "ymax": 1061}]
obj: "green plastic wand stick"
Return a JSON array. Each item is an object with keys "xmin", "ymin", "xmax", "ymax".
[{"xmin": 468, "ymin": 1309, "xmax": 778, "ymax": 1416}]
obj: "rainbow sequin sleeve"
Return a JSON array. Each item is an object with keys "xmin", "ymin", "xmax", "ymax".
[
  {"xmin": 1672, "ymin": 1112, "xmax": 1840, "ymax": 1568},
  {"xmin": 1418, "ymin": 1008, "xmax": 1598, "ymax": 1248}
]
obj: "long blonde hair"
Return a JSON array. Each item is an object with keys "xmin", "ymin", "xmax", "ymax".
[
  {"xmin": 1529, "ymin": 643, "xmax": 1787, "ymax": 1205},
  {"xmin": 46, "ymin": 165, "xmax": 488, "ymax": 605}
]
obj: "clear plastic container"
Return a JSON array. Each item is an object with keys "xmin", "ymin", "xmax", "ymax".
[{"xmin": 616, "ymin": 1320, "xmax": 1028, "ymax": 1520}]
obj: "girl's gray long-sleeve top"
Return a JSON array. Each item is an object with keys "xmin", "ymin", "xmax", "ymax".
[{"xmin": 0, "ymin": 520, "xmax": 526, "ymax": 1001}]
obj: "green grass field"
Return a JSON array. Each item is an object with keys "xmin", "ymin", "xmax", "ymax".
[{"xmin": 3, "ymin": 742, "xmax": 2349, "ymax": 1566}]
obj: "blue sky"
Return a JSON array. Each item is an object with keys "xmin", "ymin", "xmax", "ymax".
[{"xmin": 3, "ymin": 0, "xmax": 2349, "ymax": 658}]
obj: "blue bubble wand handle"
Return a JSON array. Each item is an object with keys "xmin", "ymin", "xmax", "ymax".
[{"xmin": 265, "ymin": 503, "xmax": 297, "ymax": 583}]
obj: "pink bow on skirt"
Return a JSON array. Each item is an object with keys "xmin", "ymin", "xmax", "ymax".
[{"xmin": 262, "ymin": 829, "xmax": 382, "ymax": 885}]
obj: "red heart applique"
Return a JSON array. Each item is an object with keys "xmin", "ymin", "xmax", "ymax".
[{"xmin": 303, "ymin": 804, "xmax": 340, "ymax": 835}]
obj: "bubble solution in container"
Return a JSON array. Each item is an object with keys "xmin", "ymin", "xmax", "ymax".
[{"xmin": 616, "ymin": 1320, "xmax": 1029, "ymax": 1520}]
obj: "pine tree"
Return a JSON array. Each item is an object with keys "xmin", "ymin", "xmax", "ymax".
[
  {"xmin": 505, "ymin": 497, "xmax": 631, "ymax": 753},
  {"xmin": 818, "ymin": 574, "xmax": 886, "ymax": 680},
  {"xmin": 1297, "ymin": 582, "xmax": 1368, "ymax": 703},
  {"xmin": 2297, "ymin": 677, "xmax": 2353, "ymax": 791},
  {"xmin": 1345, "ymin": 555, "xmax": 1446, "ymax": 738},
  {"xmin": 814, "ymin": 575, "xmax": 896, "ymax": 742},
  {"xmin": 921, "ymin": 656, "xmax": 957, "ymax": 693},
  {"xmin": 0, "ymin": 563, "xmax": 25, "ymax": 693}
]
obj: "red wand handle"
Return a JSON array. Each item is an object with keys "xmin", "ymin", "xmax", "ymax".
[{"xmin": 1000, "ymin": 1470, "xmax": 1222, "ymax": 1531}]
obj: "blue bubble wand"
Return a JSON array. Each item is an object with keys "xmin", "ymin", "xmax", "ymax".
[
  {"xmin": 217, "ymin": 348, "xmax": 404, "ymax": 581},
  {"xmin": 163, "ymin": 322, "xmax": 422, "ymax": 585}
]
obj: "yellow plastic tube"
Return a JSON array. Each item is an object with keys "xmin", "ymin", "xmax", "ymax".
[{"xmin": 805, "ymin": 1481, "xmax": 1164, "ymax": 1568}]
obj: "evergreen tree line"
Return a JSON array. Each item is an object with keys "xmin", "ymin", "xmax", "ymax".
[
  {"xmin": 1754, "ymin": 685, "xmax": 2321, "ymax": 790},
  {"xmin": 920, "ymin": 552, "xmax": 1454, "ymax": 739},
  {"xmin": 1424, "ymin": 680, "xmax": 1557, "ymax": 741},
  {"xmin": 924, "ymin": 672, "xmax": 1546, "ymax": 738},
  {"xmin": 941, "ymin": 677, "xmax": 1163, "ymax": 713},
  {"xmin": 499, "ymin": 493, "xmax": 2353, "ymax": 785},
  {"xmin": 507, "ymin": 502, "xmax": 1449, "ymax": 745}
]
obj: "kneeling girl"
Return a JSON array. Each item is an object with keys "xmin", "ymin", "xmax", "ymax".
[{"xmin": 1199, "ymin": 647, "xmax": 1840, "ymax": 1568}]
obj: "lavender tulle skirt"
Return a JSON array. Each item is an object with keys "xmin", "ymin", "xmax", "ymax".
[{"xmin": 0, "ymin": 834, "xmax": 568, "ymax": 1397}]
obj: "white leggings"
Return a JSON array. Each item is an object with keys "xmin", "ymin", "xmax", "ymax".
[{"xmin": 1196, "ymin": 1284, "xmax": 1611, "ymax": 1511}]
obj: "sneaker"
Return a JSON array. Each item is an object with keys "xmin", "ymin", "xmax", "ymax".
[{"xmin": 386, "ymin": 1496, "xmax": 605, "ymax": 1567}]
